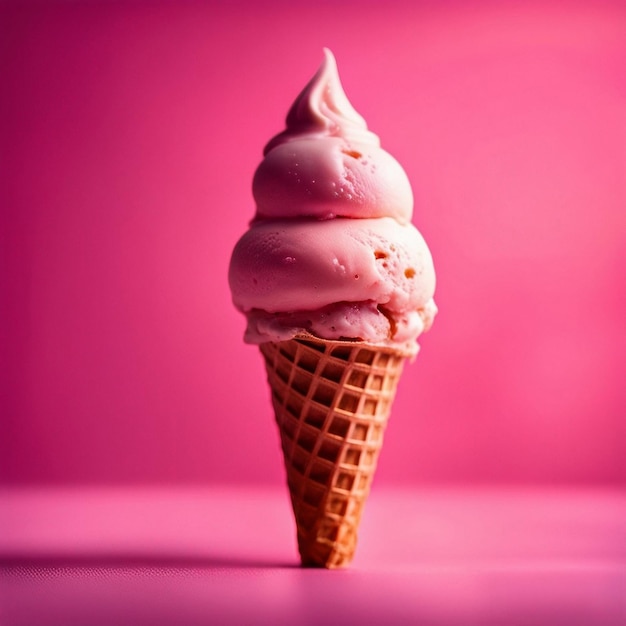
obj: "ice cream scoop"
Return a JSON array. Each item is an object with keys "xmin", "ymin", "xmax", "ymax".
[{"xmin": 229, "ymin": 48, "xmax": 436, "ymax": 355}]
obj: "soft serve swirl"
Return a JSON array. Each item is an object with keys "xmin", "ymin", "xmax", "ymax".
[
  {"xmin": 252, "ymin": 49, "xmax": 413, "ymax": 223},
  {"xmin": 229, "ymin": 49, "xmax": 436, "ymax": 353}
]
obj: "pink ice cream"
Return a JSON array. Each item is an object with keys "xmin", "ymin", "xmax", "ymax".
[{"xmin": 229, "ymin": 49, "xmax": 436, "ymax": 354}]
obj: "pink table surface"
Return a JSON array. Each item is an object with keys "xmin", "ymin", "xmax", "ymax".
[{"xmin": 1, "ymin": 487, "xmax": 624, "ymax": 626}]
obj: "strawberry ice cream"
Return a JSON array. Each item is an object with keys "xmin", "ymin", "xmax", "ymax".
[
  {"xmin": 229, "ymin": 48, "xmax": 436, "ymax": 355},
  {"xmin": 228, "ymin": 48, "xmax": 439, "ymax": 568}
]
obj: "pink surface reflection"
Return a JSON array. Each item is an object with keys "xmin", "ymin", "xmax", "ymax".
[{"xmin": 1, "ymin": 487, "xmax": 624, "ymax": 625}]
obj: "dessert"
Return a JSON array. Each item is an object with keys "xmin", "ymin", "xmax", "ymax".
[{"xmin": 229, "ymin": 49, "xmax": 437, "ymax": 568}]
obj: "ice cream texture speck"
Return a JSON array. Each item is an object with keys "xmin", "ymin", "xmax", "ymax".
[{"xmin": 229, "ymin": 49, "xmax": 436, "ymax": 354}]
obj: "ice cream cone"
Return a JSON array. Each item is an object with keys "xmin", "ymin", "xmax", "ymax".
[
  {"xmin": 260, "ymin": 334, "xmax": 411, "ymax": 568},
  {"xmin": 229, "ymin": 50, "xmax": 437, "ymax": 568}
]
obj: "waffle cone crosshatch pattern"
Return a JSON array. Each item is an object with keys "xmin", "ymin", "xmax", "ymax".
[{"xmin": 260, "ymin": 336, "xmax": 408, "ymax": 568}]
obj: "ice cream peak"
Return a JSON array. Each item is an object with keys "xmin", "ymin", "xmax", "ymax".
[
  {"xmin": 263, "ymin": 48, "xmax": 379, "ymax": 154},
  {"xmin": 230, "ymin": 50, "xmax": 437, "ymax": 353},
  {"xmin": 252, "ymin": 49, "xmax": 414, "ymax": 224}
]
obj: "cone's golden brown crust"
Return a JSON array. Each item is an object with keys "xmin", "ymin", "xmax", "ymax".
[{"xmin": 260, "ymin": 335, "xmax": 406, "ymax": 568}]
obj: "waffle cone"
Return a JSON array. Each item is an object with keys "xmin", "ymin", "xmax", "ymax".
[{"xmin": 260, "ymin": 334, "xmax": 410, "ymax": 568}]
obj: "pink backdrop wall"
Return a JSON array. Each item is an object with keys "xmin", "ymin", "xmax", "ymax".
[{"xmin": 1, "ymin": 0, "xmax": 624, "ymax": 485}]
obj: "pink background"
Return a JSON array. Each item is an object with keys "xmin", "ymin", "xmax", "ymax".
[{"xmin": 1, "ymin": 0, "xmax": 625, "ymax": 486}]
